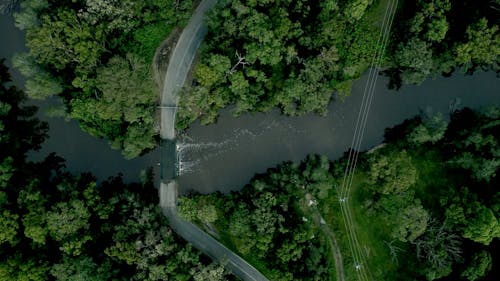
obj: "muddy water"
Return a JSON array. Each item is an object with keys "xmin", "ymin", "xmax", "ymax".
[
  {"xmin": 1, "ymin": 13, "xmax": 159, "ymax": 182},
  {"xmin": 178, "ymin": 71, "xmax": 499, "ymax": 193},
  {"xmin": 1, "ymin": 13, "xmax": 498, "ymax": 190}
]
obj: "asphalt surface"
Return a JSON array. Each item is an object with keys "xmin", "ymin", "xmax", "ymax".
[
  {"xmin": 160, "ymin": 182, "xmax": 269, "ymax": 281},
  {"xmin": 158, "ymin": 0, "xmax": 270, "ymax": 280},
  {"xmin": 160, "ymin": 0, "xmax": 218, "ymax": 140}
]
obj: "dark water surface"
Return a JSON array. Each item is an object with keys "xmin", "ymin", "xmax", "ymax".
[
  {"xmin": 1, "ymin": 13, "xmax": 498, "ymax": 190},
  {"xmin": 178, "ymin": 71, "xmax": 499, "ymax": 194},
  {"xmin": 1, "ymin": 14, "xmax": 159, "ymax": 182}
]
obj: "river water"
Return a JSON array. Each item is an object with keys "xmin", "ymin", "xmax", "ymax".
[
  {"xmin": 1, "ymin": 13, "xmax": 159, "ymax": 182},
  {"xmin": 1, "ymin": 13, "xmax": 499, "ymax": 190},
  {"xmin": 177, "ymin": 71, "xmax": 499, "ymax": 193}
]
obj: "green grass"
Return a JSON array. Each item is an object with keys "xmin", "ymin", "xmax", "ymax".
[
  {"xmin": 320, "ymin": 190, "xmax": 358, "ymax": 281},
  {"xmin": 319, "ymin": 173, "xmax": 401, "ymax": 281},
  {"xmin": 317, "ymin": 146, "xmax": 462, "ymax": 281},
  {"xmin": 350, "ymin": 174, "xmax": 401, "ymax": 280},
  {"xmin": 408, "ymin": 147, "xmax": 457, "ymax": 212}
]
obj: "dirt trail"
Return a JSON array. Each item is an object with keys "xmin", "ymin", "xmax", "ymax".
[{"xmin": 307, "ymin": 194, "xmax": 346, "ymax": 281}]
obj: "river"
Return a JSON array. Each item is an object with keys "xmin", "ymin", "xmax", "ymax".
[
  {"xmin": 0, "ymin": 13, "xmax": 159, "ymax": 182},
  {"xmin": 1, "ymin": 12, "xmax": 498, "ymax": 190},
  {"xmin": 177, "ymin": 70, "xmax": 499, "ymax": 193}
]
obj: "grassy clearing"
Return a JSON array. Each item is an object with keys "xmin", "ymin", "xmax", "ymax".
[
  {"xmin": 319, "ymin": 173, "xmax": 401, "ymax": 281},
  {"xmin": 350, "ymin": 174, "xmax": 401, "ymax": 280},
  {"xmin": 407, "ymin": 148, "xmax": 456, "ymax": 210},
  {"xmin": 319, "ymin": 191, "xmax": 358, "ymax": 281}
]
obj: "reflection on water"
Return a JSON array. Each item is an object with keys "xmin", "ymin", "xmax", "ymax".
[
  {"xmin": 178, "ymin": 71, "xmax": 499, "ymax": 194},
  {"xmin": 2, "ymin": 13, "xmax": 499, "ymax": 191},
  {"xmin": 176, "ymin": 120, "xmax": 308, "ymax": 176},
  {"xmin": 1, "ymin": 14, "xmax": 159, "ymax": 182}
]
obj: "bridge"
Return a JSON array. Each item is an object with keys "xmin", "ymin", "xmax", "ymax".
[{"xmin": 157, "ymin": 0, "xmax": 269, "ymax": 280}]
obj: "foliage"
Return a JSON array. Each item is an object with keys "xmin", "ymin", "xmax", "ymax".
[
  {"xmin": 442, "ymin": 187, "xmax": 500, "ymax": 245},
  {"xmin": 179, "ymin": 155, "xmax": 334, "ymax": 280},
  {"xmin": 366, "ymin": 149, "xmax": 418, "ymax": 194},
  {"xmin": 15, "ymin": 0, "xmax": 193, "ymax": 158},
  {"xmin": 180, "ymin": 105, "xmax": 499, "ymax": 280},
  {"xmin": 447, "ymin": 107, "xmax": 500, "ymax": 182},
  {"xmin": 388, "ymin": 0, "xmax": 500, "ymax": 86},
  {"xmin": 0, "ymin": 61, "xmax": 232, "ymax": 281},
  {"xmin": 461, "ymin": 251, "xmax": 492, "ymax": 281},
  {"xmin": 412, "ymin": 219, "xmax": 462, "ymax": 280},
  {"xmin": 177, "ymin": 0, "xmax": 385, "ymax": 129},
  {"xmin": 407, "ymin": 112, "xmax": 448, "ymax": 144}
]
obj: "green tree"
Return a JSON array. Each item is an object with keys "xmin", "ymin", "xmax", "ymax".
[
  {"xmin": 454, "ymin": 18, "xmax": 500, "ymax": 70},
  {"xmin": 462, "ymin": 203, "xmax": 500, "ymax": 245},
  {"xmin": 425, "ymin": 17, "xmax": 449, "ymax": 42},
  {"xmin": 178, "ymin": 197, "xmax": 201, "ymax": 221},
  {"xmin": 26, "ymin": 8, "xmax": 104, "ymax": 74},
  {"xmin": 13, "ymin": 0, "xmax": 48, "ymax": 30},
  {"xmin": 448, "ymin": 108, "xmax": 499, "ymax": 182},
  {"xmin": 92, "ymin": 54, "xmax": 155, "ymax": 124},
  {"xmin": 394, "ymin": 38, "xmax": 433, "ymax": 85},
  {"xmin": 197, "ymin": 204, "xmax": 218, "ymax": 224},
  {"xmin": 408, "ymin": 112, "xmax": 448, "ymax": 144},
  {"xmin": 461, "ymin": 251, "xmax": 492, "ymax": 281},
  {"xmin": 391, "ymin": 203, "xmax": 429, "ymax": 242},
  {"xmin": 12, "ymin": 52, "xmax": 63, "ymax": 100},
  {"xmin": 191, "ymin": 262, "xmax": 229, "ymax": 281},
  {"xmin": 0, "ymin": 255, "xmax": 50, "ymax": 281},
  {"xmin": 24, "ymin": 72, "xmax": 63, "ymax": 100},
  {"xmin": 0, "ymin": 210, "xmax": 18, "ymax": 245},
  {"xmin": 344, "ymin": 0, "xmax": 370, "ymax": 22},
  {"xmin": 413, "ymin": 220, "xmax": 462, "ymax": 281},
  {"xmin": 46, "ymin": 200, "xmax": 91, "ymax": 255},
  {"xmin": 178, "ymin": 0, "xmax": 381, "ymax": 128},
  {"xmin": 50, "ymin": 256, "xmax": 112, "ymax": 281},
  {"xmin": 367, "ymin": 150, "xmax": 418, "ymax": 194}
]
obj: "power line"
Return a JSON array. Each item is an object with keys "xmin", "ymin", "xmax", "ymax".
[{"xmin": 336, "ymin": 1, "xmax": 399, "ymax": 280}]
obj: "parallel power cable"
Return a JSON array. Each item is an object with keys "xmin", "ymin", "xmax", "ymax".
[
  {"xmin": 340, "ymin": 2, "xmax": 399, "ymax": 280},
  {"xmin": 335, "ymin": 0, "xmax": 399, "ymax": 280},
  {"xmin": 335, "ymin": 0, "xmax": 394, "ymax": 275}
]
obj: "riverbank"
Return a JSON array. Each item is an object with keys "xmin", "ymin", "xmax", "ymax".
[
  {"xmin": 0, "ymin": 13, "xmax": 159, "ymax": 182},
  {"xmin": 178, "ymin": 70, "xmax": 499, "ymax": 194}
]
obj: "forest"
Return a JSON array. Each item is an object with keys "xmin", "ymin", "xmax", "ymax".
[
  {"xmin": 176, "ymin": 0, "xmax": 499, "ymax": 129},
  {"xmin": 12, "ymin": 0, "xmax": 194, "ymax": 158},
  {"xmin": 386, "ymin": 0, "xmax": 500, "ymax": 87},
  {"xmin": 178, "ymin": 105, "xmax": 499, "ymax": 281},
  {"xmin": 0, "ymin": 60, "xmax": 233, "ymax": 280},
  {"xmin": 11, "ymin": 0, "xmax": 500, "ymax": 158}
]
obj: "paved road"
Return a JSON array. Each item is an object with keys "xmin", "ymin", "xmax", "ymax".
[
  {"xmin": 160, "ymin": 182, "xmax": 269, "ymax": 281},
  {"xmin": 160, "ymin": 0, "xmax": 218, "ymax": 140},
  {"xmin": 158, "ymin": 1, "xmax": 269, "ymax": 280}
]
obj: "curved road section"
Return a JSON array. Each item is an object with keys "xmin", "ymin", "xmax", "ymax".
[
  {"xmin": 160, "ymin": 182, "xmax": 269, "ymax": 281},
  {"xmin": 158, "ymin": 0, "xmax": 269, "ymax": 280},
  {"xmin": 160, "ymin": 0, "xmax": 216, "ymax": 140}
]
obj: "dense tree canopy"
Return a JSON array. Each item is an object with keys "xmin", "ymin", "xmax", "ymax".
[
  {"xmin": 177, "ymin": 0, "xmax": 499, "ymax": 129},
  {"xmin": 179, "ymin": 155, "xmax": 335, "ymax": 281},
  {"xmin": 14, "ymin": 0, "xmax": 194, "ymax": 158},
  {"xmin": 177, "ymin": 0, "xmax": 384, "ymax": 129},
  {"xmin": 388, "ymin": 0, "xmax": 500, "ymax": 86},
  {"xmin": 0, "ymin": 61, "xmax": 232, "ymax": 281},
  {"xmin": 180, "ymin": 105, "xmax": 499, "ymax": 280}
]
